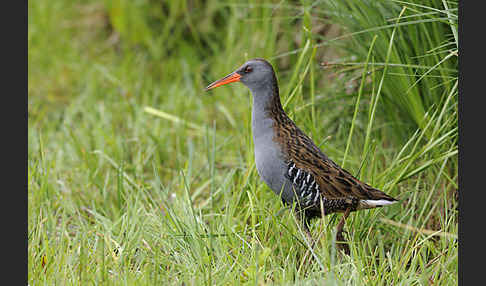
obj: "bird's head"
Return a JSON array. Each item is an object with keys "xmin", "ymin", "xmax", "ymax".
[{"xmin": 205, "ymin": 58, "xmax": 276, "ymax": 92}]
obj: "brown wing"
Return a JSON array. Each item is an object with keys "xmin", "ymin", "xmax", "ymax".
[{"xmin": 274, "ymin": 116, "xmax": 396, "ymax": 202}]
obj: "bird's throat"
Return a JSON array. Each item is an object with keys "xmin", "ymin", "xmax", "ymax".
[{"xmin": 250, "ymin": 84, "xmax": 283, "ymax": 141}]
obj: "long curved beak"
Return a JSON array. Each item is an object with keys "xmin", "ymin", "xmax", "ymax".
[{"xmin": 205, "ymin": 72, "xmax": 241, "ymax": 91}]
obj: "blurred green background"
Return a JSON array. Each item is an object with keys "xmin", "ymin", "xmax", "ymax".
[{"xmin": 29, "ymin": 0, "xmax": 457, "ymax": 284}]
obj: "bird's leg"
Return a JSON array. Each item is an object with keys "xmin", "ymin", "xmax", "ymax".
[
  {"xmin": 335, "ymin": 207, "xmax": 351, "ymax": 255},
  {"xmin": 294, "ymin": 210, "xmax": 313, "ymax": 245},
  {"xmin": 302, "ymin": 217, "xmax": 314, "ymax": 247},
  {"xmin": 297, "ymin": 214, "xmax": 316, "ymax": 269}
]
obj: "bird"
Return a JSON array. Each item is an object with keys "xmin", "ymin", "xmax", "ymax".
[{"xmin": 205, "ymin": 58, "xmax": 398, "ymax": 254}]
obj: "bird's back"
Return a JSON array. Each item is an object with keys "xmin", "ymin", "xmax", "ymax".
[{"xmin": 269, "ymin": 107, "xmax": 397, "ymax": 217}]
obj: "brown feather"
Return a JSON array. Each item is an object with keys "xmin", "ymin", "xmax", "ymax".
[{"xmin": 264, "ymin": 86, "xmax": 395, "ymax": 203}]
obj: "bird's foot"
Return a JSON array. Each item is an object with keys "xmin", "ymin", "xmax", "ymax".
[{"xmin": 335, "ymin": 229, "xmax": 350, "ymax": 255}]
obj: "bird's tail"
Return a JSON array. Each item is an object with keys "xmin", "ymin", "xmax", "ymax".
[{"xmin": 357, "ymin": 198, "xmax": 398, "ymax": 210}]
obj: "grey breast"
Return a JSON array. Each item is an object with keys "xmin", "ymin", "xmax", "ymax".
[{"xmin": 251, "ymin": 100, "xmax": 295, "ymax": 203}]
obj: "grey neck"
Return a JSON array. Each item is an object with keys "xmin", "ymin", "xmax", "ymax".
[
  {"xmin": 249, "ymin": 85, "xmax": 278, "ymax": 142},
  {"xmin": 248, "ymin": 83, "xmax": 293, "ymax": 201}
]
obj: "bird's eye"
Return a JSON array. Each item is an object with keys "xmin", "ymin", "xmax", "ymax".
[{"xmin": 244, "ymin": 66, "xmax": 253, "ymax": 73}]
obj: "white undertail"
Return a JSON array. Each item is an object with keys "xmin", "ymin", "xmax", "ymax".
[{"xmin": 358, "ymin": 199, "xmax": 398, "ymax": 210}]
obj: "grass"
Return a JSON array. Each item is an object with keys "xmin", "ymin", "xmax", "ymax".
[{"xmin": 28, "ymin": 0, "xmax": 457, "ymax": 284}]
